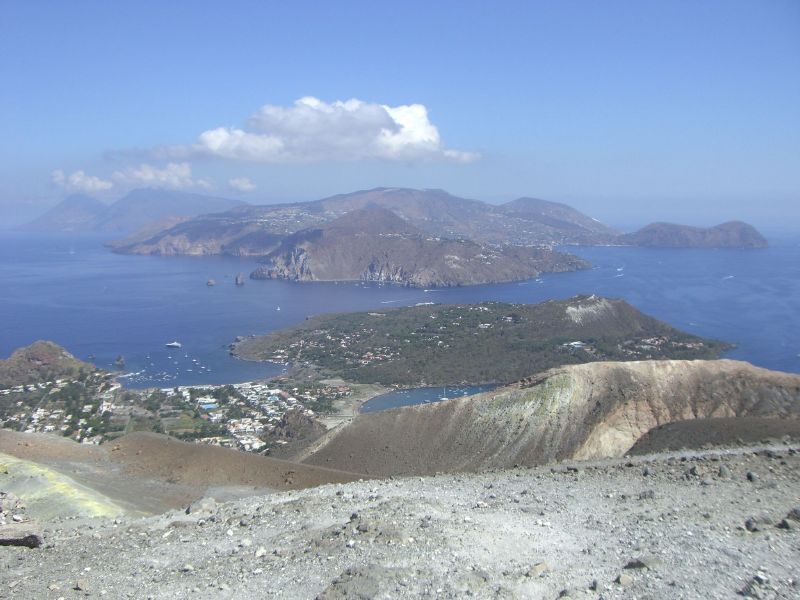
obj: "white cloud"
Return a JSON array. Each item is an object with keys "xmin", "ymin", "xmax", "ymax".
[
  {"xmin": 51, "ymin": 169, "xmax": 114, "ymax": 193},
  {"xmin": 112, "ymin": 162, "xmax": 212, "ymax": 190},
  {"xmin": 160, "ymin": 97, "xmax": 479, "ymax": 163},
  {"xmin": 228, "ymin": 177, "xmax": 256, "ymax": 192}
]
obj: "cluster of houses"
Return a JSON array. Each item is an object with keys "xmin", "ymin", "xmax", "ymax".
[
  {"xmin": 275, "ymin": 330, "xmax": 399, "ymax": 368},
  {"xmin": 1, "ymin": 372, "xmax": 350, "ymax": 454},
  {"xmin": 0, "ymin": 378, "xmax": 71, "ymax": 396},
  {"xmin": 159, "ymin": 380, "xmax": 351, "ymax": 452},
  {"xmin": 0, "ymin": 376, "xmax": 122, "ymax": 443},
  {"xmin": 620, "ymin": 335, "xmax": 706, "ymax": 356}
]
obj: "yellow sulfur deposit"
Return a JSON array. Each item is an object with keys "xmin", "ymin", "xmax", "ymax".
[{"xmin": 0, "ymin": 453, "xmax": 125, "ymax": 519}]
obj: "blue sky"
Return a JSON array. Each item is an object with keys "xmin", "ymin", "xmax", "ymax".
[{"xmin": 1, "ymin": 0, "xmax": 798, "ymax": 229}]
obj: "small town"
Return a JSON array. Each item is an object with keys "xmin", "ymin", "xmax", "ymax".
[{"xmin": 0, "ymin": 373, "xmax": 351, "ymax": 454}]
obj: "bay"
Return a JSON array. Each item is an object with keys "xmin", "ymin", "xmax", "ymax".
[
  {"xmin": 1, "ymin": 231, "xmax": 798, "ymax": 389},
  {"xmin": 360, "ymin": 384, "xmax": 500, "ymax": 413}
]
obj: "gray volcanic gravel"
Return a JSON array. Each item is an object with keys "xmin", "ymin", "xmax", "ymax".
[{"xmin": 1, "ymin": 445, "xmax": 799, "ymax": 599}]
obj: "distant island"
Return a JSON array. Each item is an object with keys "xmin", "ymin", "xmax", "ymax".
[
  {"xmin": 21, "ymin": 188, "xmax": 245, "ymax": 234},
  {"xmin": 619, "ymin": 221, "xmax": 768, "ymax": 248},
  {"xmin": 100, "ymin": 187, "xmax": 767, "ymax": 256},
  {"xmin": 250, "ymin": 207, "xmax": 589, "ymax": 287},
  {"xmin": 108, "ymin": 187, "xmax": 621, "ymax": 256},
  {"xmin": 233, "ymin": 295, "xmax": 729, "ymax": 386},
  {"xmin": 24, "ymin": 186, "xmax": 769, "ymax": 275}
]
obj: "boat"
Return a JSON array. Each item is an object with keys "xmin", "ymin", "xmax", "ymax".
[{"xmin": 165, "ymin": 341, "xmax": 182, "ymax": 348}]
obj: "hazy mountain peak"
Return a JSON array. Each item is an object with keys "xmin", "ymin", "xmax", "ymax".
[
  {"xmin": 20, "ymin": 194, "xmax": 108, "ymax": 232},
  {"xmin": 22, "ymin": 188, "xmax": 246, "ymax": 234}
]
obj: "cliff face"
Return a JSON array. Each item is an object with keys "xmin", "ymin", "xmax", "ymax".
[
  {"xmin": 251, "ymin": 208, "xmax": 589, "ymax": 287},
  {"xmin": 619, "ymin": 221, "xmax": 768, "ymax": 248},
  {"xmin": 301, "ymin": 359, "xmax": 800, "ymax": 476}
]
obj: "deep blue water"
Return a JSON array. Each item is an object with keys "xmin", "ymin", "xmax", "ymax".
[
  {"xmin": 1, "ymin": 232, "xmax": 799, "ymax": 388},
  {"xmin": 361, "ymin": 384, "xmax": 499, "ymax": 413}
]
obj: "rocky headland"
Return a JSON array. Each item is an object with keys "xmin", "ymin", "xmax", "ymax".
[
  {"xmin": 0, "ymin": 341, "xmax": 98, "ymax": 387},
  {"xmin": 249, "ymin": 208, "xmax": 588, "ymax": 287}
]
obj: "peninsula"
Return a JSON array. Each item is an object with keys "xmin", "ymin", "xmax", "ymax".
[
  {"xmin": 0, "ymin": 341, "xmax": 99, "ymax": 387},
  {"xmin": 250, "ymin": 207, "xmax": 588, "ymax": 287},
  {"xmin": 233, "ymin": 295, "xmax": 729, "ymax": 386}
]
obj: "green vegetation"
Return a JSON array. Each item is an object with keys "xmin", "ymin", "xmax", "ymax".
[
  {"xmin": 235, "ymin": 296, "xmax": 730, "ymax": 386},
  {"xmin": 172, "ymin": 421, "xmax": 228, "ymax": 441},
  {"xmin": 0, "ymin": 340, "xmax": 98, "ymax": 387}
]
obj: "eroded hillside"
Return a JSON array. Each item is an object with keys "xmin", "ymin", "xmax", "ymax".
[{"xmin": 301, "ymin": 360, "xmax": 800, "ymax": 476}]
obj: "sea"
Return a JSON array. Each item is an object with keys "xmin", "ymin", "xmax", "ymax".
[
  {"xmin": 360, "ymin": 384, "xmax": 500, "ymax": 413},
  {"xmin": 1, "ymin": 231, "xmax": 799, "ymax": 391}
]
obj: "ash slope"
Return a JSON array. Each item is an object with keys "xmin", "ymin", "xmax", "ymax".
[
  {"xmin": 0, "ymin": 430, "xmax": 362, "ymax": 515},
  {"xmin": 250, "ymin": 207, "xmax": 588, "ymax": 288},
  {"xmin": 301, "ymin": 360, "xmax": 800, "ymax": 476},
  {"xmin": 3, "ymin": 446, "xmax": 799, "ymax": 599}
]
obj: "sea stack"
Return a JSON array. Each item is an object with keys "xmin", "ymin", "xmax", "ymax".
[{"xmin": 235, "ymin": 273, "xmax": 246, "ymax": 286}]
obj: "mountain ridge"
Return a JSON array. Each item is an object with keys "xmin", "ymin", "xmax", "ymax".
[
  {"xmin": 109, "ymin": 187, "xmax": 769, "ymax": 257},
  {"xmin": 112, "ymin": 187, "xmax": 620, "ymax": 256},
  {"xmin": 300, "ymin": 359, "xmax": 800, "ymax": 476}
]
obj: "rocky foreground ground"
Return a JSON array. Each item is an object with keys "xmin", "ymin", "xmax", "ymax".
[{"xmin": 1, "ymin": 443, "xmax": 799, "ymax": 599}]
